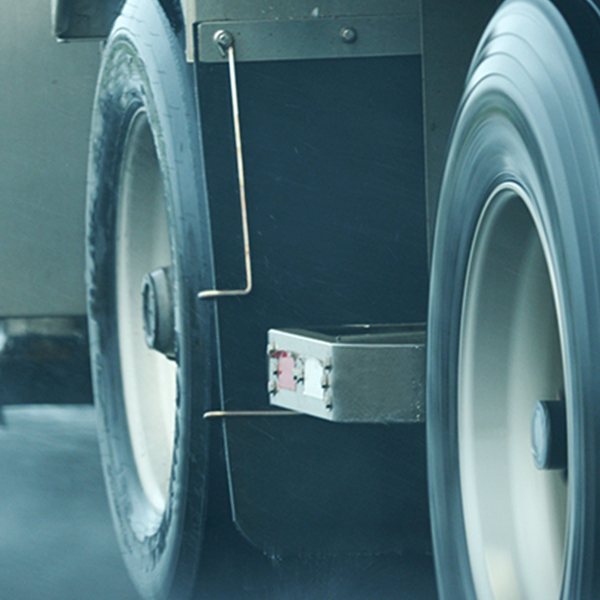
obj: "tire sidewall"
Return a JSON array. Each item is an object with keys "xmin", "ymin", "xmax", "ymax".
[
  {"xmin": 428, "ymin": 1, "xmax": 600, "ymax": 597},
  {"xmin": 86, "ymin": 0, "xmax": 216, "ymax": 597}
]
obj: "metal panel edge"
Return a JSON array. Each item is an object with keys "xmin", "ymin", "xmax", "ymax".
[
  {"xmin": 185, "ymin": 0, "xmax": 421, "ymax": 61},
  {"xmin": 197, "ymin": 14, "xmax": 420, "ymax": 63}
]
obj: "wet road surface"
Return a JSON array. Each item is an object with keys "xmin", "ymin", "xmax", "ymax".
[
  {"xmin": 0, "ymin": 404, "xmax": 139, "ymax": 600},
  {"xmin": 0, "ymin": 404, "xmax": 439, "ymax": 600}
]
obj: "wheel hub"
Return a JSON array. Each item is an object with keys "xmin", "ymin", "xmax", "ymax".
[
  {"xmin": 531, "ymin": 400, "xmax": 567, "ymax": 471},
  {"xmin": 459, "ymin": 185, "xmax": 568, "ymax": 600},
  {"xmin": 142, "ymin": 266, "xmax": 175, "ymax": 359}
]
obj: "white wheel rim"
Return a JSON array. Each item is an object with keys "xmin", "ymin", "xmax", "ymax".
[
  {"xmin": 459, "ymin": 184, "xmax": 568, "ymax": 600},
  {"xmin": 116, "ymin": 108, "xmax": 176, "ymax": 516}
]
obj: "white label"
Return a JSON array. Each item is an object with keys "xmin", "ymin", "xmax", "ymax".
[{"xmin": 303, "ymin": 357, "xmax": 324, "ymax": 399}]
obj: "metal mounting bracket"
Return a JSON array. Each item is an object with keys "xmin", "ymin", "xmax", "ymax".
[
  {"xmin": 268, "ymin": 324, "xmax": 426, "ymax": 423},
  {"xmin": 198, "ymin": 37, "xmax": 253, "ymax": 300},
  {"xmin": 196, "ymin": 14, "xmax": 420, "ymax": 63}
]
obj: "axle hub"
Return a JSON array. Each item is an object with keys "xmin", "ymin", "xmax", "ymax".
[
  {"xmin": 531, "ymin": 399, "xmax": 567, "ymax": 470},
  {"xmin": 141, "ymin": 266, "xmax": 175, "ymax": 359}
]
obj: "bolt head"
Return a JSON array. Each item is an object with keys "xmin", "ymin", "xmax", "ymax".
[
  {"xmin": 214, "ymin": 29, "xmax": 234, "ymax": 50},
  {"xmin": 340, "ymin": 27, "xmax": 358, "ymax": 44}
]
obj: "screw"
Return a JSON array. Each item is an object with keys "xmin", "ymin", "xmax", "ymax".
[
  {"xmin": 340, "ymin": 27, "xmax": 358, "ymax": 44},
  {"xmin": 321, "ymin": 372, "xmax": 332, "ymax": 389},
  {"xmin": 214, "ymin": 30, "xmax": 234, "ymax": 57}
]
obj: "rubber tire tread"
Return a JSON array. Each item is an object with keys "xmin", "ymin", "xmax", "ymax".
[
  {"xmin": 86, "ymin": 0, "xmax": 215, "ymax": 598},
  {"xmin": 428, "ymin": 0, "xmax": 600, "ymax": 598}
]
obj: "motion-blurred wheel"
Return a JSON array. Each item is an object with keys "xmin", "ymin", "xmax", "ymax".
[{"xmin": 428, "ymin": 1, "xmax": 600, "ymax": 598}]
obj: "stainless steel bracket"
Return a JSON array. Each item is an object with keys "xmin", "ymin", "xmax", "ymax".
[{"xmin": 268, "ymin": 324, "xmax": 426, "ymax": 423}]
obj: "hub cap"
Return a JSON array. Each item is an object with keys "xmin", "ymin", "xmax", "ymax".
[
  {"xmin": 116, "ymin": 109, "xmax": 177, "ymax": 516},
  {"xmin": 459, "ymin": 184, "xmax": 568, "ymax": 600}
]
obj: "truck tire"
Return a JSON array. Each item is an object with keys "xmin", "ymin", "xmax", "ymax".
[
  {"xmin": 427, "ymin": 1, "xmax": 600, "ymax": 598},
  {"xmin": 86, "ymin": 0, "xmax": 217, "ymax": 598}
]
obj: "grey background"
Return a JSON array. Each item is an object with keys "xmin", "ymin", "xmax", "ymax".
[{"xmin": 0, "ymin": 0, "xmax": 98, "ymax": 317}]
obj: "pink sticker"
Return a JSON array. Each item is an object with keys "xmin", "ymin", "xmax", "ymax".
[{"xmin": 277, "ymin": 352, "xmax": 296, "ymax": 391}]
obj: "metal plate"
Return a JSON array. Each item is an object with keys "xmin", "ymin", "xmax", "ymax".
[
  {"xmin": 268, "ymin": 325, "xmax": 426, "ymax": 423},
  {"xmin": 197, "ymin": 14, "xmax": 420, "ymax": 62}
]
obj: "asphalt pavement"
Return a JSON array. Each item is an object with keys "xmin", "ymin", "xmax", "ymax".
[
  {"xmin": 0, "ymin": 403, "xmax": 439, "ymax": 600},
  {"xmin": 0, "ymin": 404, "xmax": 139, "ymax": 600}
]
